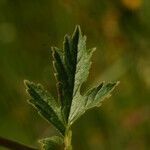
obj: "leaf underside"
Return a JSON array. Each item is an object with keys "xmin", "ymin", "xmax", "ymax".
[{"xmin": 24, "ymin": 25, "xmax": 119, "ymax": 136}]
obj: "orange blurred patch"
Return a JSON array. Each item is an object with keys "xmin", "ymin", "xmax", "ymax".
[
  {"xmin": 101, "ymin": 9, "xmax": 120, "ymax": 38},
  {"xmin": 121, "ymin": 0, "xmax": 142, "ymax": 10}
]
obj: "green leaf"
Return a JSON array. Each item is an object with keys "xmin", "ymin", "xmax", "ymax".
[
  {"xmin": 24, "ymin": 80, "xmax": 66, "ymax": 135},
  {"xmin": 52, "ymin": 26, "xmax": 96, "ymax": 123},
  {"xmin": 68, "ymin": 29, "xmax": 96, "ymax": 124},
  {"xmin": 39, "ymin": 136, "xmax": 63, "ymax": 150},
  {"xmin": 52, "ymin": 26, "xmax": 90, "ymax": 122},
  {"xmin": 68, "ymin": 82, "xmax": 119, "ymax": 124},
  {"xmin": 37, "ymin": 25, "xmax": 118, "ymax": 126},
  {"xmin": 24, "ymin": 25, "xmax": 119, "ymax": 149},
  {"xmin": 85, "ymin": 82, "xmax": 119, "ymax": 109}
]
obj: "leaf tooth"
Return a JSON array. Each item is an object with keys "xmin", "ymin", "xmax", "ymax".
[
  {"xmin": 95, "ymin": 82, "xmax": 118, "ymax": 100},
  {"xmin": 52, "ymin": 47, "xmax": 68, "ymax": 82},
  {"xmin": 72, "ymin": 25, "xmax": 82, "ymax": 40}
]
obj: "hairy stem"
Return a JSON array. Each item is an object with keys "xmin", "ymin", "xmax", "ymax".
[
  {"xmin": 64, "ymin": 129, "xmax": 72, "ymax": 150},
  {"xmin": 0, "ymin": 136, "xmax": 38, "ymax": 150}
]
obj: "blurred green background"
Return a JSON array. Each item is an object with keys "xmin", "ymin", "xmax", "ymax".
[{"xmin": 0, "ymin": 0, "xmax": 150, "ymax": 149}]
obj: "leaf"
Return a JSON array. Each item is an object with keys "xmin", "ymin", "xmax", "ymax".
[
  {"xmin": 51, "ymin": 25, "xmax": 119, "ymax": 126},
  {"xmin": 24, "ymin": 26, "xmax": 119, "ymax": 148},
  {"xmin": 85, "ymin": 82, "xmax": 120, "ymax": 109},
  {"xmin": 52, "ymin": 26, "xmax": 89, "ymax": 122},
  {"xmin": 68, "ymin": 82, "xmax": 119, "ymax": 124},
  {"xmin": 65, "ymin": 26, "xmax": 119, "ymax": 125},
  {"xmin": 24, "ymin": 80, "xmax": 66, "ymax": 135},
  {"xmin": 39, "ymin": 136, "xmax": 63, "ymax": 150},
  {"xmin": 52, "ymin": 26, "xmax": 95, "ymax": 122},
  {"xmin": 68, "ymin": 30, "xmax": 96, "ymax": 124}
]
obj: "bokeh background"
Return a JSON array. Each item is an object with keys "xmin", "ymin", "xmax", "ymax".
[{"xmin": 0, "ymin": 0, "xmax": 150, "ymax": 149}]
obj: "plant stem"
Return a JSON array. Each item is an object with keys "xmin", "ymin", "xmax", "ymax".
[
  {"xmin": 0, "ymin": 136, "xmax": 38, "ymax": 150},
  {"xmin": 64, "ymin": 129, "xmax": 72, "ymax": 150}
]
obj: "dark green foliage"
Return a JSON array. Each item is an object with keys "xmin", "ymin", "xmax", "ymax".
[
  {"xmin": 24, "ymin": 26, "xmax": 118, "ymax": 149},
  {"xmin": 25, "ymin": 81, "xmax": 66, "ymax": 135}
]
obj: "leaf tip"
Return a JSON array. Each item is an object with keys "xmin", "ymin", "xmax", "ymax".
[
  {"xmin": 72, "ymin": 25, "xmax": 82, "ymax": 38},
  {"xmin": 75, "ymin": 24, "xmax": 81, "ymax": 32},
  {"xmin": 116, "ymin": 81, "xmax": 120, "ymax": 85},
  {"xmin": 93, "ymin": 47, "xmax": 96, "ymax": 51},
  {"xmin": 108, "ymin": 81, "xmax": 120, "ymax": 92},
  {"xmin": 111, "ymin": 81, "xmax": 120, "ymax": 89},
  {"xmin": 24, "ymin": 80, "xmax": 30, "ymax": 88}
]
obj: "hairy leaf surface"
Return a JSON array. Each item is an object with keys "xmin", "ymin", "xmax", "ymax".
[
  {"xmin": 24, "ymin": 80, "xmax": 66, "ymax": 135},
  {"xmin": 24, "ymin": 26, "xmax": 119, "ymax": 147}
]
